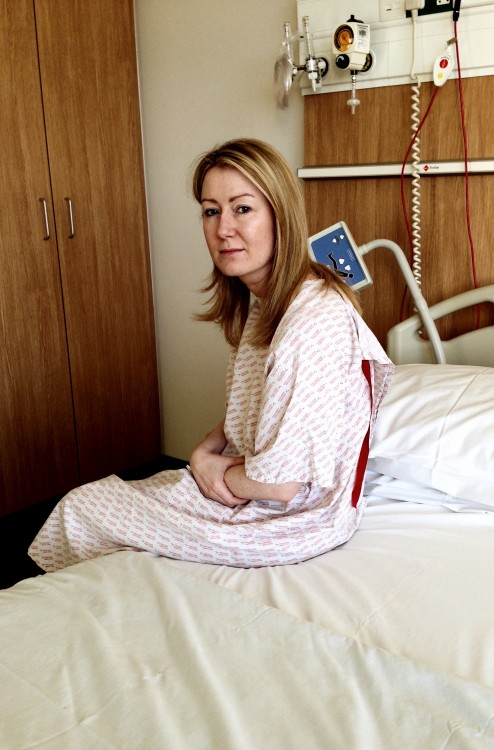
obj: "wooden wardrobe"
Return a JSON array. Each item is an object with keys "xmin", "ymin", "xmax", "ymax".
[{"xmin": 0, "ymin": 0, "xmax": 160, "ymax": 515}]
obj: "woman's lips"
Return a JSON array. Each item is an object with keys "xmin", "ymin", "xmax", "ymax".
[{"xmin": 219, "ymin": 248, "xmax": 243, "ymax": 256}]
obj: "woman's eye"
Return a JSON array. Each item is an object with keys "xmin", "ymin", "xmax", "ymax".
[
  {"xmin": 236, "ymin": 205, "xmax": 252, "ymax": 215},
  {"xmin": 203, "ymin": 208, "xmax": 219, "ymax": 218}
]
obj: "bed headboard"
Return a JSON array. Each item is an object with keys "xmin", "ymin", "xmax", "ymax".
[{"xmin": 302, "ymin": 76, "xmax": 494, "ymax": 349}]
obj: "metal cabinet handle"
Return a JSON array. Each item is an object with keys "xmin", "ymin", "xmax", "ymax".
[
  {"xmin": 64, "ymin": 197, "xmax": 75, "ymax": 238},
  {"xmin": 38, "ymin": 198, "xmax": 50, "ymax": 240}
]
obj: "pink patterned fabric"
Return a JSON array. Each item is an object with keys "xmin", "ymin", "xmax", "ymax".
[{"xmin": 29, "ymin": 281, "xmax": 393, "ymax": 571}]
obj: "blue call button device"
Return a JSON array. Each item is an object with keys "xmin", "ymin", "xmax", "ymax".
[{"xmin": 308, "ymin": 220, "xmax": 373, "ymax": 291}]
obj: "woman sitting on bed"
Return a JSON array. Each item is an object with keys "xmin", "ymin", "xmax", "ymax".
[{"xmin": 29, "ymin": 138, "xmax": 393, "ymax": 572}]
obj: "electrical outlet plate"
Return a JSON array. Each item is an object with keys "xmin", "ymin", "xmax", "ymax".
[
  {"xmin": 379, "ymin": 0, "xmax": 407, "ymax": 22},
  {"xmin": 308, "ymin": 221, "xmax": 373, "ymax": 291},
  {"xmin": 406, "ymin": 0, "xmax": 452, "ymax": 17}
]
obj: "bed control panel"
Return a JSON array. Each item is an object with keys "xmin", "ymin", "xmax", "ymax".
[{"xmin": 308, "ymin": 220, "xmax": 373, "ymax": 291}]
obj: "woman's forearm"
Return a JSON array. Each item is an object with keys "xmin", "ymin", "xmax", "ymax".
[
  {"xmin": 191, "ymin": 419, "xmax": 227, "ymax": 457},
  {"xmin": 224, "ymin": 464, "xmax": 302, "ymax": 503}
]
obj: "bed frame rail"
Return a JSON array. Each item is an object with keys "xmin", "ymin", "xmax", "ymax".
[{"xmin": 387, "ymin": 285, "xmax": 494, "ymax": 366}]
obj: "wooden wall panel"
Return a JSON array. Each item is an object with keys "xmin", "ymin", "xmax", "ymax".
[
  {"xmin": 303, "ymin": 77, "xmax": 494, "ymax": 348},
  {"xmin": 304, "ymin": 77, "xmax": 493, "ymax": 165}
]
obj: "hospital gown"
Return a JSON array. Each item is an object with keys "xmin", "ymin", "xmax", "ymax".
[{"xmin": 29, "ymin": 280, "xmax": 393, "ymax": 571}]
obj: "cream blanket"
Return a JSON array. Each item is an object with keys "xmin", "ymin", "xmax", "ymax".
[{"xmin": 2, "ymin": 498, "xmax": 494, "ymax": 750}]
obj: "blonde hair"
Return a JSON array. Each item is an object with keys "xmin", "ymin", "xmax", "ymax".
[{"xmin": 192, "ymin": 138, "xmax": 360, "ymax": 348}]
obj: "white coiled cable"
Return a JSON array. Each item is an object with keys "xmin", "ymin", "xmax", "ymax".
[{"xmin": 410, "ymin": 10, "xmax": 422, "ymax": 294}]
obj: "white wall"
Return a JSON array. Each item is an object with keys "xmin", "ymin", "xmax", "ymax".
[{"xmin": 134, "ymin": 1, "xmax": 303, "ymax": 460}]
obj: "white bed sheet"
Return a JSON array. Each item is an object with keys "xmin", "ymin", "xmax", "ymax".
[
  {"xmin": 1, "ymin": 497, "xmax": 494, "ymax": 749},
  {"xmin": 165, "ymin": 497, "xmax": 494, "ymax": 688}
]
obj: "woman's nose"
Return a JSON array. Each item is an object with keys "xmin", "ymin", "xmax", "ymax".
[{"xmin": 217, "ymin": 213, "xmax": 235, "ymax": 238}]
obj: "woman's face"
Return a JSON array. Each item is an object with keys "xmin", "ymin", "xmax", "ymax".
[{"xmin": 200, "ymin": 166, "xmax": 275, "ymax": 297}]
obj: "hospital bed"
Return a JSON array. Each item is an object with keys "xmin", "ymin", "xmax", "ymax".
[{"xmin": 1, "ymin": 290, "xmax": 494, "ymax": 749}]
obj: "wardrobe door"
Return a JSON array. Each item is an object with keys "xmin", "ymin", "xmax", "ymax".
[
  {"xmin": 0, "ymin": 1, "xmax": 79, "ymax": 514},
  {"xmin": 34, "ymin": 0, "xmax": 161, "ymax": 482}
]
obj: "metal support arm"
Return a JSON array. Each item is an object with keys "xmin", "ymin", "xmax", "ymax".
[{"xmin": 359, "ymin": 239, "xmax": 446, "ymax": 364}]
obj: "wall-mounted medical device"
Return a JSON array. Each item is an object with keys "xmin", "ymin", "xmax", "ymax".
[
  {"xmin": 274, "ymin": 16, "xmax": 328, "ymax": 109},
  {"xmin": 333, "ymin": 16, "xmax": 371, "ymax": 72},
  {"xmin": 308, "ymin": 220, "xmax": 446, "ymax": 363},
  {"xmin": 333, "ymin": 16, "xmax": 372, "ymax": 113}
]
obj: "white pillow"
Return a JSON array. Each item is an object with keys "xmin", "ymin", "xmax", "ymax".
[{"xmin": 368, "ymin": 364, "xmax": 494, "ymax": 506}]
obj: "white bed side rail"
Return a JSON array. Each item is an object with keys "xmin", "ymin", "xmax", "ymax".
[{"xmin": 386, "ymin": 285, "xmax": 494, "ymax": 366}]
